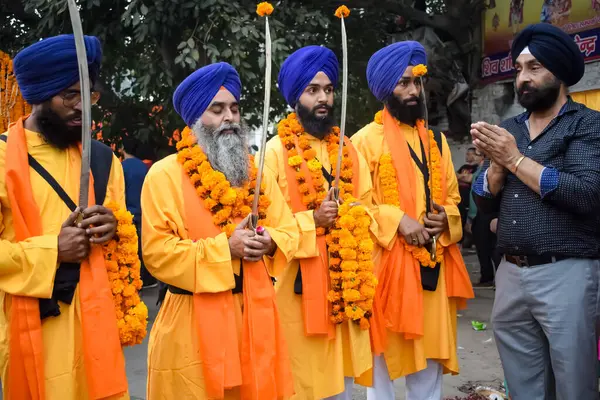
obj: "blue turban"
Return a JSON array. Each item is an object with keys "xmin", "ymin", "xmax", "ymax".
[
  {"xmin": 13, "ymin": 34, "xmax": 102, "ymax": 105},
  {"xmin": 366, "ymin": 41, "xmax": 427, "ymax": 102},
  {"xmin": 511, "ymin": 23, "xmax": 584, "ymax": 87},
  {"xmin": 278, "ymin": 46, "xmax": 339, "ymax": 107},
  {"xmin": 173, "ymin": 62, "xmax": 241, "ymax": 127}
]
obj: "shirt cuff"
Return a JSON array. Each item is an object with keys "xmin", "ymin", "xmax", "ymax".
[
  {"xmin": 473, "ymin": 169, "xmax": 494, "ymax": 199},
  {"xmin": 540, "ymin": 167, "xmax": 559, "ymax": 198}
]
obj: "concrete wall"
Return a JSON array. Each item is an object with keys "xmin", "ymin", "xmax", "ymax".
[{"xmin": 472, "ymin": 60, "xmax": 600, "ymax": 125}]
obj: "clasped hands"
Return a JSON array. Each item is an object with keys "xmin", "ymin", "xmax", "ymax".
[
  {"xmin": 58, "ymin": 206, "xmax": 118, "ymax": 263},
  {"xmin": 470, "ymin": 121, "xmax": 522, "ymax": 173},
  {"xmin": 228, "ymin": 214, "xmax": 277, "ymax": 262},
  {"xmin": 397, "ymin": 203, "xmax": 448, "ymax": 246}
]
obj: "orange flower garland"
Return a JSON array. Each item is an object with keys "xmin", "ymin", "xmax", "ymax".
[
  {"xmin": 326, "ymin": 200, "xmax": 377, "ymax": 329},
  {"xmin": 0, "ymin": 50, "xmax": 31, "ymax": 132},
  {"xmin": 176, "ymin": 127, "xmax": 270, "ymax": 237},
  {"xmin": 102, "ymin": 203, "xmax": 148, "ymax": 346},
  {"xmin": 374, "ymin": 112, "xmax": 444, "ymax": 267},
  {"xmin": 278, "ymin": 112, "xmax": 375, "ymax": 329},
  {"xmin": 277, "ymin": 112, "xmax": 353, "ymax": 236}
]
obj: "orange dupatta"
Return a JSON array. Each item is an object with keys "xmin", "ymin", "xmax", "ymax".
[
  {"xmin": 181, "ymin": 169, "xmax": 293, "ymax": 400},
  {"xmin": 5, "ymin": 118, "xmax": 128, "ymax": 399},
  {"xmin": 370, "ymin": 109, "xmax": 474, "ymax": 354},
  {"xmin": 281, "ymin": 136, "xmax": 360, "ymax": 337}
]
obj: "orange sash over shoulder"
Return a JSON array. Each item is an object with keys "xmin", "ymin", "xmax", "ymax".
[
  {"xmin": 181, "ymin": 169, "xmax": 293, "ymax": 400},
  {"xmin": 5, "ymin": 118, "xmax": 128, "ymax": 399},
  {"xmin": 281, "ymin": 136, "xmax": 360, "ymax": 337},
  {"xmin": 371, "ymin": 109, "xmax": 474, "ymax": 353}
]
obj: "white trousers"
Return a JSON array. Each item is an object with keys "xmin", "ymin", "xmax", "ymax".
[
  {"xmin": 323, "ymin": 377, "xmax": 354, "ymax": 400},
  {"xmin": 367, "ymin": 355, "xmax": 443, "ymax": 400}
]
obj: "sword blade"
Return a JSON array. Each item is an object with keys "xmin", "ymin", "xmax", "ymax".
[
  {"xmin": 67, "ymin": 0, "xmax": 92, "ymax": 209},
  {"xmin": 333, "ymin": 16, "xmax": 348, "ymax": 200},
  {"xmin": 250, "ymin": 16, "xmax": 272, "ymax": 229}
]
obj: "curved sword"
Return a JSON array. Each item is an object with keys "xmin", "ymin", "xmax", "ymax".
[
  {"xmin": 67, "ymin": 0, "xmax": 92, "ymax": 213},
  {"xmin": 332, "ymin": 15, "xmax": 348, "ymax": 202},
  {"xmin": 250, "ymin": 15, "xmax": 272, "ymax": 230}
]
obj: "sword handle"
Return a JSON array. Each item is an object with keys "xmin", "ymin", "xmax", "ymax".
[{"xmin": 430, "ymin": 236, "xmax": 437, "ymax": 261}]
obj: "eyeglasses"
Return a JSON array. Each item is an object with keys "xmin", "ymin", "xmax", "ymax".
[{"xmin": 59, "ymin": 90, "xmax": 101, "ymax": 108}]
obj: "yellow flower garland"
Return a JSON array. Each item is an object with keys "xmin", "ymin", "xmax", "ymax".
[
  {"xmin": 277, "ymin": 112, "xmax": 354, "ymax": 236},
  {"xmin": 277, "ymin": 113, "xmax": 375, "ymax": 329},
  {"xmin": 176, "ymin": 127, "xmax": 270, "ymax": 237},
  {"xmin": 102, "ymin": 203, "xmax": 148, "ymax": 346},
  {"xmin": 374, "ymin": 112, "xmax": 444, "ymax": 267},
  {"xmin": 326, "ymin": 201, "xmax": 377, "ymax": 329},
  {"xmin": 1, "ymin": 51, "xmax": 31, "ymax": 132}
]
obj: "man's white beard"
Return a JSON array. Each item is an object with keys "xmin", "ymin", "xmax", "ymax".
[{"xmin": 192, "ymin": 120, "xmax": 250, "ymax": 187}]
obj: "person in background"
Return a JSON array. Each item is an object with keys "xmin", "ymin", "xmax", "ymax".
[
  {"xmin": 457, "ymin": 147, "xmax": 481, "ymax": 246},
  {"xmin": 467, "ymin": 154, "xmax": 500, "ymax": 287},
  {"xmin": 121, "ymin": 136, "xmax": 156, "ymax": 288}
]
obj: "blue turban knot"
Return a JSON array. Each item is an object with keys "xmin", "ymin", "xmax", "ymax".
[
  {"xmin": 366, "ymin": 41, "xmax": 427, "ymax": 102},
  {"xmin": 13, "ymin": 34, "xmax": 102, "ymax": 105},
  {"xmin": 278, "ymin": 46, "xmax": 339, "ymax": 107},
  {"xmin": 173, "ymin": 62, "xmax": 241, "ymax": 127},
  {"xmin": 511, "ymin": 23, "xmax": 584, "ymax": 87}
]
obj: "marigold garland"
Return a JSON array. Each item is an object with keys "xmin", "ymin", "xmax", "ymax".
[
  {"xmin": 278, "ymin": 113, "xmax": 375, "ymax": 329},
  {"xmin": 412, "ymin": 64, "xmax": 428, "ymax": 77},
  {"xmin": 374, "ymin": 112, "xmax": 444, "ymax": 267},
  {"xmin": 256, "ymin": 2, "xmax": 274, "ymax": 16},
  {"xmin": 326, "ymin": 201, "xmax": 377, "ymax": 329},
  {"xmin": 277, "ymin": 112, "xmax": 354, "ymax": 237},
  {"xmin": 102, "ymin": 203, "xmax": 148, "ymax": 346},
  {"xmin": 176, "ymin": 127, "xmax": 270, "ymax": 236},
  {"xmin": 0, "ymin": 51, "xmax": 31, "ymax": 132}
]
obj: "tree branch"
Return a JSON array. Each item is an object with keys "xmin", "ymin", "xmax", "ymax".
[{"xmin": 2, "ymin": 0, "xmax": 40, "ymax": 25}]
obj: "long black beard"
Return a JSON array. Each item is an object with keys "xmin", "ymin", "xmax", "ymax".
[
  {"xmin": 36, "ymin": 103, "xmax": 82, "ymax": 149},
  {"xmin": 193, "ymin": 121, "xmax": 250, "ymax": 187},
  {"xmin": 384, "ymin": 95, "xmax": 424, "ymax": 126},
  {"xmin": 296, "ymin": 103, "xmax": 335, "ymax": 139},
  {"xmin": 517, "ymin": 78, "xmax": 561, "ymax": 113}
]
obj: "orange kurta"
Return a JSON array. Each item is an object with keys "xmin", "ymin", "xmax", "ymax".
[
  {"xmin": 352, "ymin": 118, "xmax": 473, "ymax": 381},
  {"xmin": 141, "ymin": 154, "xmax": 299, "ymax": 400},
  {"xmin": 0, "ymin": 127, "xmax": 128, "ymax": 400},
  {"xmin": 261, "ymin": 134, "xmax": 376, "ymax": 399}
]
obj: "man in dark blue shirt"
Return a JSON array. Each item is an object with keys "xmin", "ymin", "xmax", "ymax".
[
  {"xmin": 472, "ymin": 24, "xmax": 600, "ymax": 399},
  {"xmin": 121, "ymin": 137, "xmax": 156, "ymax": 288}
]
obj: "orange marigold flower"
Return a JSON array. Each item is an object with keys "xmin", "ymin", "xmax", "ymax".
[
  {"xmin": 288, "ymin": 155, "xmax": 303, "ymax": 167},
  {"xmin": 334, "ymin": 5, "xmax": 350, "ymax": 18},
  {"xmin": 256, "ymin": 2, "xmax": 274, "ymax": 17},
  {"xmin": 343, "ymin": 289, "xmax": 361, "ymax": 303},
  {"xmin": 412, "ymin": 64, "xmax": 428, "ymax": 77}
]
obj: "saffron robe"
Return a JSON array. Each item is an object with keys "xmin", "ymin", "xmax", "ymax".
[
  {"xmin": 352, "ymin": 119, "xmax": 473, "ymax": 381},
  {"xmin": 261, "ymin": 134, "xmax": 378, "ymax": 399},
  {"xmin": 0, "ymin": 128, "xmax": 128, "ymax": 399},
  {"xmin": 141, "ymin": 154, "xmax": 299, "ymax": 399}
]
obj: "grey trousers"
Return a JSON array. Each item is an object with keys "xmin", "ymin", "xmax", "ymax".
[{"xmin": 492, "ymin": 258, "xmax": 600, "ymax": 400}]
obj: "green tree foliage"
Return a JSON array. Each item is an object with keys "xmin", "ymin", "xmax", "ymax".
[{"xmin": 1, "ymin": 0, "xmax": 483, "ymax": 156}]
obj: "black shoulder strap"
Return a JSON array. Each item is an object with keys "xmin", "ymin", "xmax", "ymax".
[
  {"xmin": 1, "ymin": 135, "xmax": 77, "ymax": 211},
  {"xmin": 90, "ymin": 139, "xmax": 114, "ymax": 206},
  {"xmin": 0, "ymin": 135, "xmax": 114, "ymax": 210}
]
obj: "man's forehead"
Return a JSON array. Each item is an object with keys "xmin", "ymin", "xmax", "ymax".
[
  {"xmin": 308, "ymin": 71, "xmax": 333, "ymax": 86},
  {"xmin": 401, "ymin": 66, "xmax": 415, "ymax": 79},
  {"xmin": 209, "ymin": 89, "xmax": 237, "ymax": 105}
]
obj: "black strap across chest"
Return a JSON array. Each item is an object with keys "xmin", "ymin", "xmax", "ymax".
[
  {"xmin": 0, "ymin": 134, "xmax": 114, "ymax": 320},
  {"xmin": 407, "ymin": 130, "xmax": 443, "ymax": 214},
  {"xmin": 0, "ymin": 135, "xmax": 113, "ymax": 210}
]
